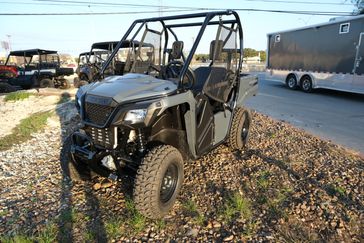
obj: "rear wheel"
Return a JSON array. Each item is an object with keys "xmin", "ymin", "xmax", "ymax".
[
  {"xmin": 286, "ymin": 74, "xmax": 298, "ymax": 90},
  {"xmin": 59, "ymin": 79, "xmax": 71, "ymax": 89},
  {"xmin": 134, "ymin": 145, "xmax": 184, "ymax": 219},
  {"xmin": 0, "ymin": 83, "xmax": 17, "ymax": 93},
  {"xmin": 39, "ymin": 78, "xmax": 55, "ymax": 88},
  {"xmin": 300, "ymin": 76, "xmax": 313, "ymax": 93},
  {"xmin": 228, "ymin": 108, "xmax": 252, "ymax": 150}
]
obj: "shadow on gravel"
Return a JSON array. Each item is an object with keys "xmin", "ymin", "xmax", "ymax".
[
  {"xmin": 56, "ymin": 93, "xmax": 108, "ymax": 242},
  {"xmin": 234, "ymin": 149, "xmax": 364, "ymax": 212}
]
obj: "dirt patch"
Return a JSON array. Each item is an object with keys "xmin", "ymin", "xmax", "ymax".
[{"xmin": 0, "ymin": 88, "xmax": 76, "ymax": 138}]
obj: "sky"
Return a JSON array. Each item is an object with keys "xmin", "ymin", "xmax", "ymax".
[{"xmin": 0, "ymin": 0, "xmax": 358, "ymax": 57}]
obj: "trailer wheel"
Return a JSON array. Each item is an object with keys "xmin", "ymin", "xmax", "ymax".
[
  {"xmin": 300, "ymin": 76, "xmax": 313, "ymax": 93},
  {"xmin": 286, "ymin": 74, "xmax": 298, "ymax": 90},
  {"xmin": 39, "ymin": 78, "xmax": 55, "ymax": 88},
  {"xmin": 134, "ymin": 145, "xmax": 184, "ymax": 219}
]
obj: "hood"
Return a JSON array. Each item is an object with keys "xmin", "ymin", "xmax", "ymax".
[{"xmin": 84, "ymin": 73, "xmax": 177, "ymax": 103}]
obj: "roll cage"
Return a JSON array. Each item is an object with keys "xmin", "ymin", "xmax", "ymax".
[
  {"xmin": 101, "ymin": 10, "xmax": 243, "ymax": 89},
  {"xmin": 5, "ymin": 49, "xmax": 60, "ymax": 68}
]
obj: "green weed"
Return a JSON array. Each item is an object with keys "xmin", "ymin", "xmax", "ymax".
[
  {"xmin": 0, "ymin": 111, "xmax": 53, "ymax": 151},
  {"xmin": 4, "ymin": 91, "xmax": 33, "ymax": 102}
]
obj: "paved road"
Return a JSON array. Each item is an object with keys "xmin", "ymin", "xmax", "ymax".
[{"xmin": 246, "ymin": 73, "xmax": 364, "ymax": 155}]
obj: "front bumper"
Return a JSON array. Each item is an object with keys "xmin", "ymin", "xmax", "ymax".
[{"xmin": 70, "ymin": 131, "xmax": 111, "ymax": 177}]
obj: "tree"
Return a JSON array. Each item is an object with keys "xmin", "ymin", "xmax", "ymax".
[
  {"xmin": 350, "ymin": 0, "xmax": 364, "ymax": 14},
  {"xmin": 243, "ymin": 48, "xmax": 258, "ymax": 58},
  {"xmin": 259, "ymin": 51, "xmax": 266, "ymax": 62}
]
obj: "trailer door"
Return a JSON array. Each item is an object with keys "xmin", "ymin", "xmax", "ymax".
[{"xmin": 353, "ymin": 32, "xmax": 364, "ymax": 94}]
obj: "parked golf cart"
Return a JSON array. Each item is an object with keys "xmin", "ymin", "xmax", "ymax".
[
  {"xmin": 74, "ymin": 41, "xmax": 154, "ymax": 87},
  {"xmin": 0, "ymin": 49, "xmax": 74, "ymax": 89},
  {"xmin": 65, "ymin": 10, "xmax": 258, "ymax": 219}
]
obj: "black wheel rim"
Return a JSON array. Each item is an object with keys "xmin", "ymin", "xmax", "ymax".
[
  {"xmin": 241, "ymin": 114, "xmax": 250, "ymax": 142},
  {"xmin": 160, "ymin": 163, "xmax": 178, "ymax": 204}
]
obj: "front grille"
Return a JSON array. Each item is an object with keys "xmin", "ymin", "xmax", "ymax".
[
  {"xmin": 85, "ymin": 102, "xmax": 114, "ymax": 126},
  {"xmin": 89, "ymin": 127, "xmax": 115, "ymax": 148}
]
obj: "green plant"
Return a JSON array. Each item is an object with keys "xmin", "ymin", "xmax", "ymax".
[
  {"xmin": 36, "ymin": 222, "xmax": 58, "ymax": 243},
  {"xmin": 84, "ymin": 230, "xmax": 96, "ymax": 242},
  {"xmin": 4, "ymin": 91, "xmax": 33, "ymax": 102},
  {"xmin": 182, "ymin": 199, "xmax": 205, "ymax": 226},
  {"xmin": 219, "ymin": 192, "xmax": 252, "ymax": 223},
  {"xmin": 124, "ymin": 198, "xmax": 146, "ymax": 234},
  {"xmin": 0, "ymin": 111, "xmax": 53, "ymax": 151},
  {"xmin": 57, "ymin": 93, "xmax": 72, "ymax": 104},
  {"xmin": 256, "ymin": 170, "xmax": 271, "ymax": 190},
  {"xmin": 0, "ymin": 235, "xmax": 33, "ymax": 243},
  {"xmin": 105, "ymin": 216, "xmax": 124, "ymax": 239},
  {"xmin": 154, "ymin": 219, "xmax": 166, "ymax": 231}
]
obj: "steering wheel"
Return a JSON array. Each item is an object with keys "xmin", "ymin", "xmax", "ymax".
[{"xmin": 164, "ymin": 60, "xmax": 196, "ymax": 89}]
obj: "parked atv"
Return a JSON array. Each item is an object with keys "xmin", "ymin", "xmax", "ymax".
[
  {"xmin": 0, "ymin": 49, "xmax": 74, "ymax": 89},
  {"xmin": 66, "ymin": 11, "xmax": 258, "ymax": 219},
  {"xmin": 74, "ymin": 41, "xmax": 154, "ymax": 87}
]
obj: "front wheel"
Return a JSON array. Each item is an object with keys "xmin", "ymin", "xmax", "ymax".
[
  {"xmin": 228, "ymin": 108, "xmax": 252, "ymax": 150},
  {"xmin": 61, "ymin": 136, "xmax": 91, "ymax": 182},
  {"xmin": 134, "ymin": 145, "xmax": 184, "ymax": 219},
  {"xmin": 39, "ymin": 78, "xmax": 55, "ymax": 88}
]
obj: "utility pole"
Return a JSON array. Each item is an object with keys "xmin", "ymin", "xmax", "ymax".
[
  {"xmin": 6, "ymin": 34, "xmax": 11, "ymax": 52},
  {"xmin": 159, "ymin": 0, "xmax": 163, "ymax": 17}
]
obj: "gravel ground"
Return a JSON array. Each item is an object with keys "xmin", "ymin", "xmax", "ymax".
[{"xmin": 0, "ymin": 101, "xmax": 363, "ymax": 242}]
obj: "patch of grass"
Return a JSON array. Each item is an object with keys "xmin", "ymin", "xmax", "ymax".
[
  {"xmin": 105, "ymin": 216, "xmax": 124, "ymax": 239},
  {"xmin": 0, "ymin": 235, "xmax": 34, "ymax": 243},
  {"xmin": 326, "ymin": 184, "xmax": 347, "ymax": 198},
  {"xmin": 256, "ymin": 170, "xmax": 271, "ymax": 190},
  {"xmin": 0, "ymin": 209, "xmax": 9, "ymax": 217},
  {"xmin": 0, "ymin": 111, "xmax": 52, "ymax": 151},
  {"xmin": 183, "ymin": 199, "xmax": 198, "ymax": 217},
  {"xmin": 36, "ymin": 222, "xmax": 58, "ymax": 243},
  {"xmin": 57, "ymin": 93, "xmax": 72, "ymax": 104},
  {"xmin": 84, "ymin": 230, "xmax": 96, "ymax": 242},
  {"xmin": 4, "ymin": 91, "xmax": 33, "ymax": 102},
  {"xmin": 1, "ymin": 222, "xmax": 58, "ymax": 243},
  {"xmin": 154, "ymin": 219, "xmax": 166, "ymax": 231},
  {"xmin": 59, "ymin": 208, "xmax": 75, "ymax": 223},
  {"xmin": 266, "ymin": 189, "xmax": 291, "ymax": 220},
  {"xmin": 243, "ymin": 221, "xmax": 257, "ymax": 238},
  {"xmin": 219, "ymin": 192, "xmax": 252, "ymax": 223},
  {"xmin": 277, "ymin": 217, "xmax": 320, "ymax": 243},
  {"xmin": 125, "ymin": 198, "xmax": 146, "ymax": 234},
  {"xmin": 182, "ymin": 199, "xmax": 205, "ymax": 226}
]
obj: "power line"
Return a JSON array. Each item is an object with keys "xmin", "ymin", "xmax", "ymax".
[
  {"xmin": 33, "ymin": 0, "xmax": 200, "ymax": 9},
  {"xmin": 0, "ymin": 0, "xmax": 355, "ymax": 16},
  {"xmin": 242, "ymin": 0, "xmax": 352, "ymax": 6},
  {"xmin": 0, "ymin": 9, "xmax": 353, "ymax": 16},
  {"xmin": 0, "ymin": 9, "xmax": 199, "ymax": 16}
]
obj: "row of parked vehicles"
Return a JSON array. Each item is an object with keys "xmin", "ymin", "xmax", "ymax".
[{"xmin": 0, "ymin": 49, "xmax": 74, "ymax": 92}]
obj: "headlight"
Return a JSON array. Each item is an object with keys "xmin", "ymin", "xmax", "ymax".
[
  {"xmin": 124, "ymin": 109, "xmax": 147, "ymax": 123},
  {"xmin": 77, "ymin": 98, "xmax": 82, "ymax": 108}
]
